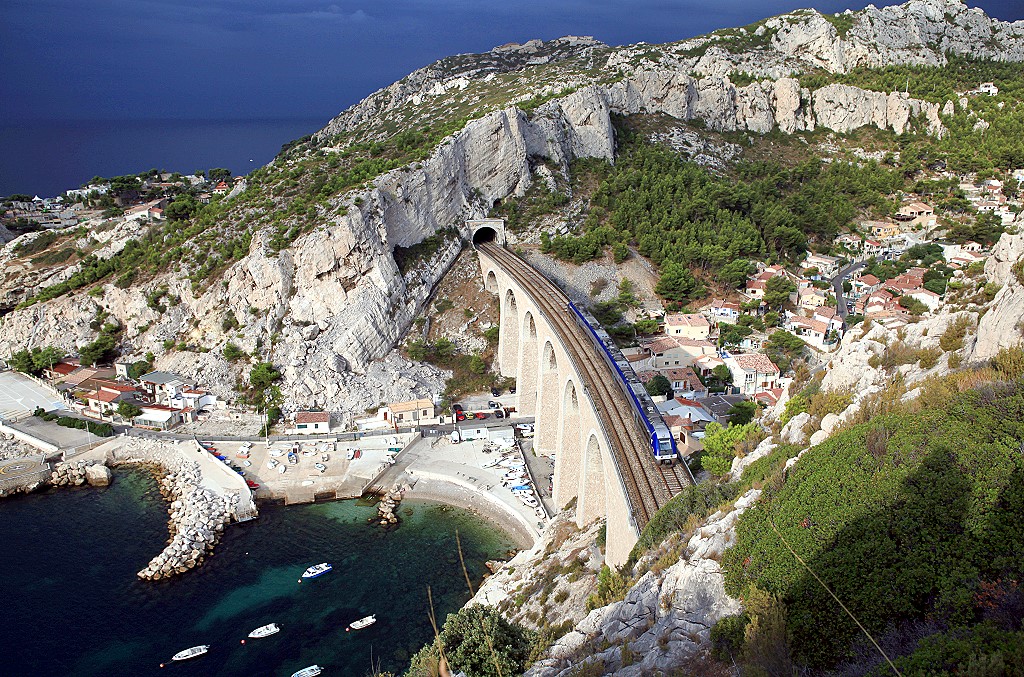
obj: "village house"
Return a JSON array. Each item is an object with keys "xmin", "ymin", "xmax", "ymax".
[
  {"xmin": 785, "ymin": 314, "xmax": 833, "ymax": 350},
  {"xmin": 705, "ymin": 299, "xmax": 742, "ymax": 324},
  {"xmin": 724, "ymin": 353, "xmax": 781, "ymax": 396},
  {"xmin": 797, "ymin": 286, "xmax": 830, "ymax": 311},
  {"xmin": 863, "ymin": 238, "xmax": 885, "ymax": 258},
  {"xmin": 864, "ymin": 220, "xmax": 900, "ymax": 240},
  {"xmin": 812, "ymin": 307, "xmax": 845, "ymax": 335},
  {"xmin": 835, "ymin": 233, "xmax": 863, "ymax": 253},
  {"xmin": 905, "ymin": 288, "xmax": 943, "ymax": 312},
  {"xmin": 291, "ymin": 411, "xmax": 331, "ymax": 434},
  {"xmin": 133, "ymin": 404, "xmax": 190, "ymax": 430},
  {"xmin": 851, "ymin": 273, "xmax": 881, "ymax": 298},
  {"xmin": 213, "ymin": 181, "xmax": 230, "ymax": 195},
  {"xmin": 657, "ymin": 367, "xmax": 708, "ymax": 399},
  {"xmin": 976, "ymin": 82, "xmax": 999, "ymax": 96},
  {"xmin": 802, "ymin": 252, "xmax": 841, "ymax": 278},
  {"xmin": 137, "ymin": 371, "xmax": 197, "ymax": 407},
  {"xmin": 693, "ymin": 354, "xmax": 727, "ymax": 379},
  {"xmin": 648, "ymin": 336, "xmax": 717, "ymax": 369},
  {"xmin": 44, "ymin": 361, "xmax": 79, "ymax": 381},
  {"xmin": 664, "ymin": 313, "xmax": 711, "ymax": 340},
  {"xmin": 895, "ymin": 201, "xmax": 936, "ymax": 230},
  {"xmin": 657, "ymin": 396, "xmax": 715, "ymax": 456},
  {"xmin": 82, "ymin": 381, "xmax": 138, "ymax": 416},
  {"xmin": 383, "ymin": 398, "xmax": 440, "ymax": 426}
]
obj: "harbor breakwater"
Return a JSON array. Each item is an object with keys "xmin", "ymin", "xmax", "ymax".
[{"xmin": 1, "ymin": 438, "xmax": 255, "ymax": 581}]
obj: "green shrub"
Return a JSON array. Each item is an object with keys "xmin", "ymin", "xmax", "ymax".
[{"xmin": 939, "ymin": 316, "xmax": 972, "ymax": 352}]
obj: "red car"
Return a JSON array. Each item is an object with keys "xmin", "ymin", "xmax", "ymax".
[
  {"xmin": 475, "ymin": 412, "xmax": 487, "ymax": 420},
  {"xmin": 456, "ymin": 411, "xmax": 466, "ymax": 421}
]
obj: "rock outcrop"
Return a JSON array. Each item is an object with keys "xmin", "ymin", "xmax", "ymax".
[
  {"xmin": 525, "ymin": 491, "xmax": 759, "ymax": 676},
  {"xmin": 972, "ymin": 228, "xmax": 1024, "ymax": 361}
]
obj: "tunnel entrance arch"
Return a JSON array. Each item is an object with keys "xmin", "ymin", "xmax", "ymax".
[{"xmin": 468, "ymin": 218, "xmax": 506, "ymax": 247}]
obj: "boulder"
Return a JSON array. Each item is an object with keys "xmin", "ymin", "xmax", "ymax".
[
  {"xmin": 85, "ymin": 464, "xmax": 112, "ymax": 487},
  {"xmin": 780, "ymin": 412, "xmax": 812, "ymax": 445}
]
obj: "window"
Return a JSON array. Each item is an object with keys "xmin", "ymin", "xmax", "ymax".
[{"xmin": 297, "ymin": 424, "xmax": 307, "ymax": 429}]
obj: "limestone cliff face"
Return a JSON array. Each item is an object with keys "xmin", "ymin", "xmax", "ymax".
[{"xmin": 972, "ymin": 228, "xmax": 1024, "ymax": 361}]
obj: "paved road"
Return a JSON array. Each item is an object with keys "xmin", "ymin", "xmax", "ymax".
[
  {"xmin": 0, "ymin": 371, "xmax": 66, "ymax": 420},
  {"xmin": 831, "ymin": 261, "xmax": 865, "ymax": 319}
]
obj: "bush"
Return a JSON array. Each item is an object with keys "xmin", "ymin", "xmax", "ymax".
[
  {"xmin": 940, "ymin": 316, "xmax": 972, "ymax": 352},
  {"xmin": 223, "ymin": 342, "xmax": 247, "ymax": 362},
  {"xmin": 407, "ymin": 605, "xmax": 534, "ymax": 677}
]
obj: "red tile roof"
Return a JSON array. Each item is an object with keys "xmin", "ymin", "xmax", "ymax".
[
  {"xmin": 295, "ymin": 411, "xmax": 329, "ymax": 424},
  {"xmin": 732, "ymin": 353, "xmax": 780, "ymax": 374}
]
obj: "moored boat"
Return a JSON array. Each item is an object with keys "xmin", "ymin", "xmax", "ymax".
[
  {"xmin": 161, "ymin": 645, "xmax": 209, "ymax": 666},
  {"xmin": 300, "ymin": 563, "xmax": 332, "ymax": 581},
  {"xmin": 346, "ymin": 614, "xmax": 377, "ymax": 631},
  {"xmin": 291, "ymin": 665, "xmax": 323, "ymax": 677},
  {"xmin": 246, "ymin": 623, "xmax": 280, "ymax": 639}
]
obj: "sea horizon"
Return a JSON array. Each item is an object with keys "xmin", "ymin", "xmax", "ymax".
[{"xmin": 0, "ymin": 116, "xmax": 332, "ymax": 198}]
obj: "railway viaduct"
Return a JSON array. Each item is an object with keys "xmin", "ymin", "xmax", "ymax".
[{"xmin": 467, "ymin": 219, "xmax": 691, "ymax": 566}]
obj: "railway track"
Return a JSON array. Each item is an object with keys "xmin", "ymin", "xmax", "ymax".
[{"xmin": 480, "ymin": 243, "xmax": 693, "ymax": 530}]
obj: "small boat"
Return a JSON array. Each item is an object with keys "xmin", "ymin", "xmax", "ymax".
[
  {"xmin": 300, "ymin": 563, "xmax": 332, "ymax": 581},
  {"xmin": 268, "ymin": 459, "xmax": 279, "ymax": 469},
  {"xmin": 269, "ymin": 449, "xmax": 285, "ymax": 457},
  {"xmin": 291, "ymin": 666, "xmax": 323, "ymax": 677},
  {"xmin": 321, "ymin": 453, "xmax": 330, "ymax": 462},
  {"xmin": 246, "ymin": 480, "xmax": 260, "ymax": 489},
  {"xmin": 246, "ymin": 623, "xmax": 280, "ymax": 639},
  {"xmin": 301, "ymin": 480, "xmax": 315, "ymax": 486},
  {"xmin": 314, "ymin": 463, "xmax": 326, "ymax": 473},
  {"xmin": 521, "ymin": 496, "xmax": 540, "ymax": 508},
  {"xmin": 242, "ymin": 460, "xmax": 252, "ymax": 467},
  {"xmin": 346, "ymin": 614, "xmax": 377, "ymax": 631},
  {"xmin": 511, "ymin": 484, "xmax": 532, "ymax": 491},
  {"xmin": 288, "ymin": 452, "xmax": 299, "ymax": 465},
  {"xmin": 278, "ymin": 465, "xmax": 286, "ymax": 474},
  {"xmin": 166, "ymin": 645, "xmax": 209, "ymax": 664},
  {"xmin": 346, "ymin": 448, "xmax": 355, "ymax": 460}
]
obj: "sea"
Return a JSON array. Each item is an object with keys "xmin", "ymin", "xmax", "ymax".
[
  {"xmin": 0, "ymin": 469, "xmax": 517, "ymax": 677},
  {"xmin": 0, "ymin": 118, "xmax": 331, "ymax": 198}
]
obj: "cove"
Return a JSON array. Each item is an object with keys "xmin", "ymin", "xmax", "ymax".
[{"xmin": 0, "ymin": 469, "xmax": 517, "ymax": 676}]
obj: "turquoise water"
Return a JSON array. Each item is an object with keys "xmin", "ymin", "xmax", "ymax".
[{"xmin": 0, "ymin": 470, "xmax": 517, "ymax": 677}]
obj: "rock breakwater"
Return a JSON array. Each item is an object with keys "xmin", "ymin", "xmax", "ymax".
[
  {"xmin": 135, "ymin": 461, "xmax": 234, "ymax": 581},
  {"xmin": 373, "ymin": 483, "xmax": 408, "ymax": 527}
]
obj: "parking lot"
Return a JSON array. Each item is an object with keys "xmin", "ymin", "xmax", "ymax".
[{"xmin": 0, "ymin": 371, "xmax": 65, "ymax": 421}]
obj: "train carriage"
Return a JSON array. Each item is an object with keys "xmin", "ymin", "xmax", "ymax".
[{"xmin": 568, "ymin": 301, "xmax": 679, "ymax": 464}]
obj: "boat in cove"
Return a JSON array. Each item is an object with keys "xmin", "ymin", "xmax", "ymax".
[
  {"xmin": 160, "ymin": 644, "xmax": 209, "ymax": 666},
  {"xmin": 247, "ymin": 623, "xmax": 280, "ymax": 639},
  {"xmin": 346, "ymin": 614, "xmax": 377, "ymax": 631},
  {"xmin": 291, "ymin": 665, "xmax": 323, "ymax": 677},
  {"xmin": 300, "ymin": 563, "xmax": 332, "ymax": 581}
]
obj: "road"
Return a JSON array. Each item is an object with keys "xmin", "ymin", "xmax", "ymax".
[{"xmin": 831, "ymin": 261, "xmax": 865, "ymax": 319}]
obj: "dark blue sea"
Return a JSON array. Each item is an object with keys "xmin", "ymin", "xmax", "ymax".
[
  {"xmin": 0, "ymin": 469, "xmax": 516, "ymax": 677},
  {"xmin": 0, "ymin": 118, "xmax": 329, "ymax": 197}
]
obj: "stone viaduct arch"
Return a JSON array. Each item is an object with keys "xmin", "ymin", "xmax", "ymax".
[{"xmin": 478, "ymin": 250, "xmax": 640, "ymax": 566}]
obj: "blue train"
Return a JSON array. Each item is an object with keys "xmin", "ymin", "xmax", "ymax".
[{"xmin": 568, "ymin": 301, "xmax": 679, "ymax": 464}]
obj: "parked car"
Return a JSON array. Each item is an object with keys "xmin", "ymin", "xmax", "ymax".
[
  {"xmin": 456, "ymin": 411, "xmax": 466, "ymax": 421},
  {"xmin": 452, "ymin": 403, "xmax": 464, "ymax": 412},
  {"xmin": 494, "ymin": 410, "xmax": 505, "ymax": 419},
  {"xmin": 488, "ymin": 400, "xmax": 500, "ymax": 409},
  {"xmin": 491, "ymin": 388, "xmax": 501, "ymax": 397},
  {"xmin": 509, "ymin": 387, "xmax": 516, "ymax": 394},
  {"xmin": 475, "ymin": 412, "xmax": 488, "ymax": 420}
]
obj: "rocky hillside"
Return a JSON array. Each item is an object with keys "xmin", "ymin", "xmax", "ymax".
[{"xmin": 1, "ymin": 0, "xmax": 1021, "ymax": 423}]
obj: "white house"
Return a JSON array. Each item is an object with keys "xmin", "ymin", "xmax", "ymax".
[
  {"xmin": 293, "ymin": 411, "xmax": 330, "ymax": 434},
  {"xmin": 906, "ymin": 288, "xmax": 942, "ymax": 312},
  {"xmin": 725, "ymin": 353, "xmax": 781, "ymax": 396},
  {"xmin": 802, "ymin": 253, "xmax": 841, "ymax": 278},
  {"xmin": 664, "ymin": 313, "xmax": 711, "ymax": 340}
]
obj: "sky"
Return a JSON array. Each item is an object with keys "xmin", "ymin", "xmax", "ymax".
[{"xmin": 2, "ymin": 0, "xmax": 1022, "ymax": 123}]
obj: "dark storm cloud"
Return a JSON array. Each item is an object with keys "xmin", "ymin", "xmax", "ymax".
[{"xmin": 1, "ymin": 0, "xmax": 1021, "ymax": 121}]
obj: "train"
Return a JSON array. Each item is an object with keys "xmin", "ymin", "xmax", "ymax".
[{"xmin": 568, "ymin": 301, "xmax": 679, "ymax": 464}]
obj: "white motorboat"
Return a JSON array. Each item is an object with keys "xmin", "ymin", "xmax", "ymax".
[
  {"xmin": 301, "ymin": 563, "xmax": 332, "ymax": 579},
  {"xmin": 291, "ymin": 666, "xmax": 323, "ymax": 677},
  {"xmin": 314, "ymin": 462, "xmax": 327, "ymax": 473},
  {"xmin": 242, "ymin": 460, "xmax": 252, "ymax": 467},
  {"xmin": 301, "ymin": 480, "xmax": 315, "ymax": 486},
  {"xmin": 269, "ymin": 449, "xmax": 285, "ymax": 457},
  {"xmin": 267, "ymin": 459, "xmax": 279, "ymax": 469},
  {"xmin": 168, "ymin": 645, "xmax": 209, "ymax": 662},
  {"xmin": 345, "ymin": 448, "xmax": 356, "ymax": 460},
  {"xmin": 346, "ymin": 614, "xmax": 377, "ymax": 631},
  {"xmin": 247, "ymin": 623, "xmax": 280, "ymax": 639},
  {"xmin": 277, "ymin": 464, "xmax": 286, "ymax": 474}
]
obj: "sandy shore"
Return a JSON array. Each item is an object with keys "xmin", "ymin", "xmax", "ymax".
[{"xmin": 404, "ymin": 477, "xmax": 535, "ymax": 549}]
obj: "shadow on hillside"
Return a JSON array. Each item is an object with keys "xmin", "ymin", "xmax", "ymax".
[{"xmin": 778, "ymin": 439, "xmax": 1024, "ymax": 674}]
